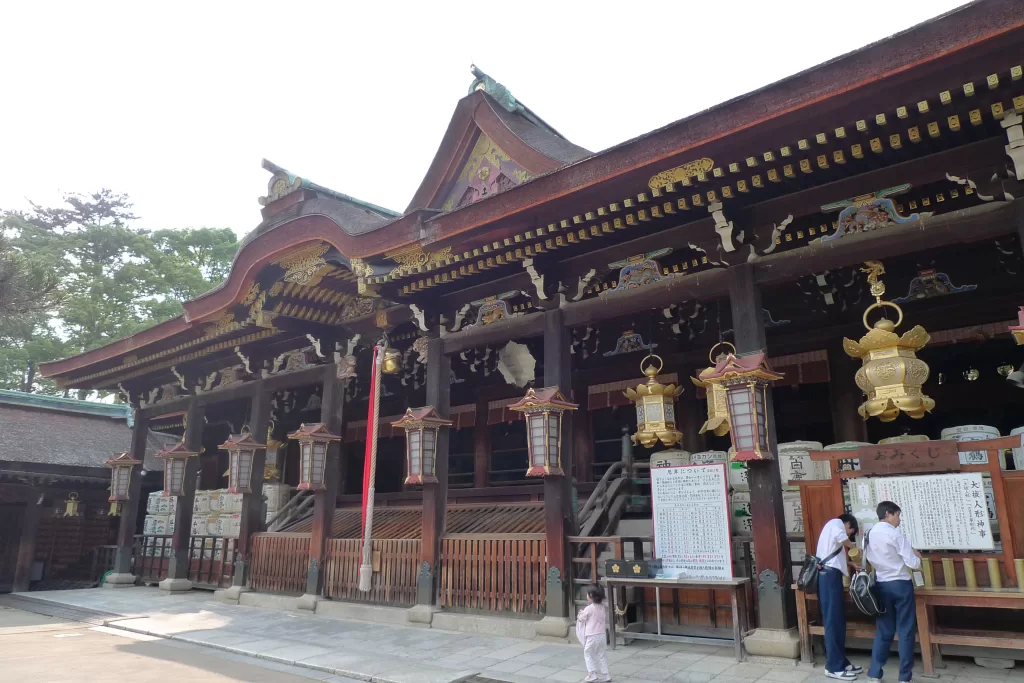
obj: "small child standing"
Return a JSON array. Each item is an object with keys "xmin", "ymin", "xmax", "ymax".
[{"xmin": 576, "ymin": 585, "xmax": 610, "ymax": 682}]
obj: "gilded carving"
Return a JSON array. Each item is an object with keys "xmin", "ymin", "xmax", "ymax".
[
  {"xmin": 275, "ymin": 243, "xmax": 330, "ymax": 286},
  {"xmin": 384, "ymin": 244, "xmax": 453, "ymax": 279},
  {"xmin": 259, "ymin": 160, "xmax": 303, "ymax": 206},
  {"xmin": 647, "ymin": 158, "xmax": 714, "ymax": 190}
]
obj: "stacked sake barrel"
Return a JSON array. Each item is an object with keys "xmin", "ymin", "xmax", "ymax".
[
  {"xmin": 191, "ymin": 489, "xmax": 243, "ymax": 539},
  {"xmin": 143, "ymin": 491, "xmax": 177, "ymax": 537}
]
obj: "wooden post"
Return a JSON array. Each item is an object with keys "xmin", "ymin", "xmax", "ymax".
[
  {"xmin": 415, "ymin": 335, "xmax": 450, "ymax": 610},
  {"xmin": 304, "ymin": 365, "xmax": 345, "ymax": 599},
  {"xmin": 826, "ymin": 339, "xmax": 868, "ymax": 443},
  {"xmin": 163, "ymin": 400, "xmax": 204, "ymax": 591},
  {"xmin": 12, "ymin": 489, "xmax": 42, "ymax": 592},
  {"xmin": 728, "ymin": 264, "xmax": 795, "ymax": 632},
  {"xmin": 233, "ymin": 384, "xmax": 270, "ymax": 587},
  {"xmin": 543, "ymin": 308, "xmax": 574, "ymax": 623},
  {"xmin": 106, "ymin": 414, "xmax": 150, "ymax": 587},
  {"xmin": 473, "ymin": 395, "xmax": 489, "ymax": 489},
  {"xmin": 573, "ymin": 379, "xmax": 594, "ymax": 484}
]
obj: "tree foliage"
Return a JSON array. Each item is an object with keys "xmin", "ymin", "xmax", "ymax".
[{"xmin": 0, "ymin": 190, "xmax": 239, "ymax": 394}]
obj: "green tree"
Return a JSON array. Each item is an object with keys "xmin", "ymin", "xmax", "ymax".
[{"xmin": 0, "ymin": 190, "xmax": 239, "ymax": 394}]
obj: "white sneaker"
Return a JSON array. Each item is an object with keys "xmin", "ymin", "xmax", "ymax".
[
  {"xmin": 826, "ymin": 672, "xmax": 858, "ymax": 681},
  {"xmin": 846, "ymin": 665, "xmax": 864, "ymax": 675},
  {"xmin": 866, "ymin": 678, "xmax": 881, "ymax": 683}
]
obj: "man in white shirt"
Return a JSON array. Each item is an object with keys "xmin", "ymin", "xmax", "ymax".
[
  {"xmin": 815, "ymin": 514, "xmax": 861, "ymax": 680},
  {"xmin": 864, "ymin": 501, "xmax": 922, "ymax": 683}
]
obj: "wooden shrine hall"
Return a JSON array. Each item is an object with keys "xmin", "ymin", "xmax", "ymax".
[{"xmin": 38, "ymin": 0, "xmax": 1024, "ymax": 661}]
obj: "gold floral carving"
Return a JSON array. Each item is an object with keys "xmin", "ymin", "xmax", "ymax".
[
  {"xmin": 259, "ymin": 172, "xmax": 302, "ymax": 206},
  {"xmin": 242, "ymin": 283, "xmax": 261, "ymax": 306},
  {"xmin": 458, "ymin": 135, "xmax": 516, "ymax": 184},
  {"xmin": 384, "ymin": 244, "xmax": 453, "ymax": 280},
  {"xmin": 275, "ymin": 243, "xmax": 330, "ymax": 286},
  {"xmin": 647, "ymin": 158, "xmax": 715, "ymax": 190}
]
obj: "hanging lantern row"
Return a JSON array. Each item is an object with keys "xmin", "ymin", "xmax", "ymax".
[
  {"xmin": 695, "ymin": 350, "xmax": 782, "ymax": 462},
  {"xmin": 157, "ymin": 442, "xmax": 197, "ymax": 497},
  {"xmin": 220, "ymin": 428, "xmax": 266, "ymax": 495},
  {"xmin": 105, "ymin": 451, "xmax": 141, "ymax": 516},
  {"xmin": 508, "ymin": 387, "xmax": 578, "ymax": 477},
  {"xmin": 624, "ymin": 355, "xmax": 683, "ymax": 449},
  {"xmin": 63, "ymin": 492, "xmax": 82, "ymax": 518},
  {"xmin": 288, "ymin": 423, "xmax": 340, "ymax": 491},
  {"xmin": 392, "ymin": 407, "xmax": 452, "ymax": 484},
  {"xmin": 843, "ymin": 261, "xmax": 934, "ymax": 422}
]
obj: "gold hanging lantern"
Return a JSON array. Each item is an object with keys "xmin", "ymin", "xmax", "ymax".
[
  {"xmin": 381, "ymin": 347, "xmax": 402, "ymax": 375},
  {"xmin": 624, "ymin": 354, "xmax": 683, "ymax": 448},
  {"xmin": 63, "ymin": 492, "xmax": 82, "ymax": 518},
  {"xmin": 843, "ymin": 261, "xmax": 934, "ymax": 422},
  {"xmin": 691, "ymin": 342, "xmax": 734, "ymax": 437}
]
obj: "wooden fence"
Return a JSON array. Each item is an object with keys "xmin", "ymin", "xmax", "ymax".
[
  {"xmin": 187, "ymin": 536, "xmax": 237, "ymax": 589},
  {"xmin": 249, "ymin": 532, "xmax": 310, "ymax": 595},
  {"xmin": 438, "ymin": 535, "xmax": 547, "ymax": 613},
  {"xmin": 137, "ymin": 535, "xmax": 171, "ymax": 583},
  {"xmin": 323, "ymin": 538, "xmax": 420, "ymax": 606}
]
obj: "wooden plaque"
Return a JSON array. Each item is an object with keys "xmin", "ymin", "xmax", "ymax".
[{"xmin": 856, "ymin": 441, "xmax": 961, "ymax": 475}]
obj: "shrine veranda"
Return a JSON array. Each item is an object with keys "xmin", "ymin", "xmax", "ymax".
[{"xmin": 30, "ymin": 0, "xmax": 1024, "ymax": 657}]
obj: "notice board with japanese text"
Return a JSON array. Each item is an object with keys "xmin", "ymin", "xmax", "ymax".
[
  {"xmin": 850, "ymin": 472, "xmax": 994, "ymax": 550},
  {"xmin": 651, "ymin": 463, "xmax": 734, "ymax": 580}
]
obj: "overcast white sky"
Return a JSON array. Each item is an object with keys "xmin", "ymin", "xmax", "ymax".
[{"xmin": 1, "ymin": 1, "xmax": 968, "ymax": 236}]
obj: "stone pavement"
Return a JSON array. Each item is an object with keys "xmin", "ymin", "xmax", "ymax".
[{"xmin": 6, "ymin": 587, "xmax": 1017, "ymax": 683}]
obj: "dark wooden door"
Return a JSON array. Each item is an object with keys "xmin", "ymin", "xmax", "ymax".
[{"xmin": 0, "ymin": 504, "xmax": 26, "ymax": 592}]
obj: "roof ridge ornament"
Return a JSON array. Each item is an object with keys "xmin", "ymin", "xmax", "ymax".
[{"xmin": 469, "ymin": 64, "xmax": 524, "ymax": 115}]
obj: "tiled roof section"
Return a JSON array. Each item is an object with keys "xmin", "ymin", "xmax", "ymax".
[
  {"xmin": 488, "ymin": 100, "xmax": 590, "ymax": 165},
  {"xmin": 283, "ymin": 502, "xmax": 544, "ymax": 538},
  {"xmin": 0, "ymin": 403, "xmax": 176, "ymax": 470},
  {"xmin": 0, "ymin": 388, "xmax": 131, "ymax": 420}
]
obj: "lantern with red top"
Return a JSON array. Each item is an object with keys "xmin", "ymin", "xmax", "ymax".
[
  {"xmin": 158, "ymin": 442, "xmax": 198, "ymax": 496},
  {"xmin": 697, "ymin": 350, "xmax": 783, "ymax": 462},
  {"xmin": 105, "ymin": 452, "xmax": 141, "ymax": 516},
  {"xmin": 392, "ymin": 407, "xmax": 452, "ymax": 485},
  {"xmin": 221, "ymin": 429, "xmax": 266, "ymax": 494},
  {"xmin": 288, "ymin": 423, "xmax": 340, "ymax": 491},
  {"xmin": 508, "ymin": 387, "xmax": 578, "ymax": 477}
]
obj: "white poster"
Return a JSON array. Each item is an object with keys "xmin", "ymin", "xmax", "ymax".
[
  {"xmin": 651, "ymin": 463, "xmax": 734, "ymax": 580},
  {"xmin": 850, "ymin": 472, "xmax": 994, "ymax": 551}
]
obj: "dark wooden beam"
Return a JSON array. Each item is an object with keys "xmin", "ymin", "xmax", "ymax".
[
  {"xmin": 417, "ymin": 335, "xmax": 451, "ymax": 608},
  {"xmin": 12, "ymin": 488, "xmax": 42, "ymax": 592},
  {"xmin": 441, "ymin": 308, "xmax": 546, "ymax": 355},
  {"xmin": 305, "ymin": 364, "xmax": 345, "ymax": 598},
  {"xmin": 235, "ymin": 383, "xmax": 271, "ymax": 587},
  {"xmin": 111, "ymin": 415, "xmax": 150, "ymax": 582},
  {"xmin": 165, "ymin": 400, "xmax": 204, "ymax": 589}
]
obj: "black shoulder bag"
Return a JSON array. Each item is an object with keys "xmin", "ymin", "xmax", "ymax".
[
  {"xmin": 850, "ymin": 530, "xmax": 886, "ymax": 617},
  {"xmin": 796, "ymin": 542, "xmax": 844, "ymax": 594}
]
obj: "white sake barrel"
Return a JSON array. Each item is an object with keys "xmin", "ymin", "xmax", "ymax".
[
  {"xmin": 790, "ymin": 541, "xmax": 808, "ymax": 566},
  {"xmin": 143, "ymin": 515, "xmax": 158, "ymax": 535},
  {"xmin": 263, "ymin": 483, "xmax": 290, "ymax": 513},
  {"xmin": 730, "ymin": 491, "xmax": 753, "ymax": 536},
  {"xmin": 941, "ymin": 425, "xmax": 1000, "ymax": 465},
  {"xmin": 193, "ymin": 490, "xmax": 210, "ymax": 514},
  {"xmin": 190, "ymin": 513, "xmax": 209, "ymax": 537},
  {"xmin": 778, "ymin": 441, "xmax": 827, "ymax": 490},
  {"xmin": 878, "ymin": 434, "xmax": 929, "ymax": 444},
  {"xmin": 783, "ymin": 491, "xmax": 804, "ymax": 535},
  {"xmin": 225, "ymin": 491, "xmax": 244, "ymax": 513},
  {"xmin": 222, "ymin": 513, "xmax": 241, "ymax": 538},
  {"xmin": 728, "ymin": 462, "xmax": 749, "ymax": 491},
  {"xmin": 825, "ymin": 441, "xmax": 871, "ymax": 473},
  {"xmin": 166, "ymin": 514, "xmax": 176, "ymax": 535},
  {"xmin": 146, "ymin": 491, "xmax": 161, "ymax": 514},
  {"xmin": 1011, "ymin": 427, "xmax": 1024, "ymax": 470},
  {"xmin": 651, "ymin": 449, "xmax": 691, "ymax": 468}
]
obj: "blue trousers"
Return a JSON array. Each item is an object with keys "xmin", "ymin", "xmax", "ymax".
[
  {"xmin": 819, "ymin": 568, "xmax": 851, "ymax": 673},
  {"xmin": 869, "ymin": 579, "xmax": 916, "ymax": 682}
]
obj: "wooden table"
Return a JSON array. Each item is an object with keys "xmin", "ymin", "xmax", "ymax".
[{"xmin": 602, "ymin": 576, "xmax": 751, "ymax": 663}]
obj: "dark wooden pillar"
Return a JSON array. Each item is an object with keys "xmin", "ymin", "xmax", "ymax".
[
  {"xmin": 165, "ymin": 400, "xmax": 204, "ymax": 588},
  {"xmin": 728, "ymin": 264, "xmax": 794, "ymax": 631},
  {"xmin": 417, "ymin": 335, "xmax": 450, "ymax": 606},
  {"xmin": 827, "ymin": 339, "xmax": 869, "ymax": 443},
  {"xmin": 679, "ymin": 371, "xmax": 708, "ymax": 454},
  {"xmin": 107, "ymin": 414, "xmax": 149, "ymax": 586},
  {"xmin": 234, "ymin": 384, "xmax": 270, "ymax": 587},
  {"xmin": 473, "ymin": 395, "xmax": 490, "ymax": 489},
  {"xmin": 543, "ymin": 308, "xmax": 574, "ymax": 621},
  {"xmin": 305, "ymin": 365, "xmax": 345, "ymax": 597},
  {"xmin": 12, "ymin": 489, "xmax": 42, "ymax": 592},
  {"xmin": 572, "ymin": 378, "xmax": 594, "ymax": 484}
]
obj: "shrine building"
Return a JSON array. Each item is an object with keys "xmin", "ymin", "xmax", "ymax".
[{"xmin": 36, "ymin": 0, "xmax": 1024, "ymax": 661}]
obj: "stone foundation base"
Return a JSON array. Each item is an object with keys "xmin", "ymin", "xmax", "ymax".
[
  {"xmin": 101, "ymin": 573, "xmax": 137, "ymax": 589},
  {"xmin": 407, "ymin": 604, "xmax": 440, "ymax": 625},
  {"xmin": 158, "ymin": 578, "xmax": 193, "ymax": 593},
  {"xmin": 214, "ymin": 586, "xmax": 250, "ymax": 604},
  {"xmin": 743, "ymin": 627, "xmax": 800, "ymax": 660},
  {"xmin": 534, "ymin": 615, "xmax": 572, "ymax": 640},
  {"xmin": 296, "ymin": 593, "xmax": 320, "ymax": 611},
  {"xmin": 975, "ymin": 657, "xmax": 1015, "ymax": 669}
]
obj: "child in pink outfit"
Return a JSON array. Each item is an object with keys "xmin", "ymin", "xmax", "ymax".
[{"xmin": 576, "ymin": 585, "xmax": 610, "ymax": 682}]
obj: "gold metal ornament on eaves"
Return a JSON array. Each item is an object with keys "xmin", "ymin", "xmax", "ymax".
[
  {"xmin": 843, "ymin": 261, "xmax": 935, "ymax": 422},
  {"xmin": 624, "ymin": 354, "xmax": 684, "ymax": 448},
  {"xmin": 691, "ymin": 341, "xmax": 733, "ymax": 437}
]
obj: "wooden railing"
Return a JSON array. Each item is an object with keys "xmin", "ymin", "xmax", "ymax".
[
  {"xmin": 90, "ymin": 545, "xmax": 118, "ymax": 584},
  {"xmin": 323, "ymin": 538, "xmax": 420, "ymax": 606},
  {"xmin": 249, "ymin": 532, "xmax": 310, "ymax": 595},
  {"xmin": 439, "ymin": 535, "xmax": 547, "ymax": 613},
  {"xmin": 137, "ymin": 535, "xmax": 172, "ymax": 583},
  {"xmin": 187, "ymin": 536, "xmax": 237, "ymax": 589}
]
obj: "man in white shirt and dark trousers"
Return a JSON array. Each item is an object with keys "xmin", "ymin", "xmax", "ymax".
[
  {"xmin": 865, "ymin": 501, "xmax": 922, "ymax": 683},
  {"xmin": 816, "ymin": 514, "xmax": 862, "ymax": 680}
]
